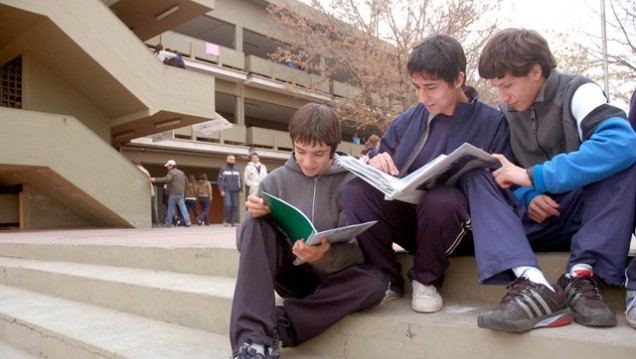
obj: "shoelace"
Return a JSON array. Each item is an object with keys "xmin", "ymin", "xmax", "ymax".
[
  {"xmin": 569, "ymin": 275, "xmax": 604, "ymax": 300},
  {"xmin": 499, "ymin": 277, "xmax": 536, "ymax": 304}
]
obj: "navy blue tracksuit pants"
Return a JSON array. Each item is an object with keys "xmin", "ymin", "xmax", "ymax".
[
  {"xmin": 343, "ymin": 178, "xmax": 473, "ymax": 294},
  {"xmin": 459, "ymin": 164, "xmax": 636, "ymax": 287},
  {"xmin": 229, "ymin": 216, "xmax": 387, "ymax": 354}
]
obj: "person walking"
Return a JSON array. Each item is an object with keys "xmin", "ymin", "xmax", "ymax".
[
  {"xmin": 195, "ymin": 173, "xmax": 213, "ymax": 226},
  {"xmin": 151, "ymin": 160, "xmax": 192, "ymax": 227},
  {"xmin": 185, "ymin": 174, "xmax": 199, "ymax": 224}
]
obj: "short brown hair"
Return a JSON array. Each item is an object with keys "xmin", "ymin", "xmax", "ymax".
[
  {"xmin": 478, "ymin": 28, "xmax": 556, "ymax": 79},
  {"xmin": 288, "ymin": 103, "xmax": 341, "ymax": 155}
]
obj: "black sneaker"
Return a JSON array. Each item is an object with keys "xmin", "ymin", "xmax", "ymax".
[
  {"xmin": 271, "ymin": 307, "xmax": 295, "ymax": 359},
  {"xmin": 557, "ymin": 273, "xmax": 616, "ymax": 327},
  {"xmin": 478, "ymin": 277, "xmax": 572, "ymax": 332}
]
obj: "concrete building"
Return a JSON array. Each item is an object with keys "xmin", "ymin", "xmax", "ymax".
[{"xmin": 0, "ymin": 0, "xmax": 366, "ymax": 230}]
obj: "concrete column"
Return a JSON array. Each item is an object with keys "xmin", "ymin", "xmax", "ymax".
[
  {"xmin": 235, "ymin": 85, "xmax": 245, "ymax": 126},
  {"xmin": 234, "ymin": 25, "xmax": 243, "ymax": 52}
]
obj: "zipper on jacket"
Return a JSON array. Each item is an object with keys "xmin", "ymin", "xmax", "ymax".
[
  {"xmin": 310, "ymin": 177, "xmax": 318, "ymax": 224},
  {"xmin": 400, "ymin": 112, "xmax": 434, "ymax": 177},
  {"xmin": 530, "ymin": 106, "xmax": 551, "ymax": 159}
]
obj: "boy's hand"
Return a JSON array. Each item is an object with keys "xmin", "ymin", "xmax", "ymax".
[
  {"xmin": 293, "ymin": 237, "xmax": 331, "ymax": 263},
  {"xmin": 491, "ymin": 154, "xmax": 532, "ymax": 188},
  {"xmin": 245, "ymin": 194, "xmax": 270, "ymax": 218},
  {"xmin": 527, "ymin": 194, "xmax": 560, "ymax": 223},
  {"xmin": 369, "ymin": 152, "xmax": 399, "ymax": 176}
]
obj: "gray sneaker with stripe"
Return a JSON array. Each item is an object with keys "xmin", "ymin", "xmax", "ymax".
[{"xmin": 478, "ymin": 277, "xmax": 572, "ymax": 332}]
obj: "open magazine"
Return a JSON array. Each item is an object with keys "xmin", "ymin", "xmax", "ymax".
[
  {"xmin": 262, "ymin": 192, "xmax": 376, "ymax": 264},
  {"xmin": 336, "ymin": 142, "xmax": 497, "ymax": 205}
]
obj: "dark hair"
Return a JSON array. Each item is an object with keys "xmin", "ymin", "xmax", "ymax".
[
  {"xmin": 288, "ymin": 103, "xmax": 341, "ymax": 155},
  {"xmin": 407, "ymin": 34, "xmax": 466, "ymax": 87},
  {"xmin": 478, "ymin": 28, "xmax": 556, "ymax": 79},
  {"xmin": 463, "ymin": 85, "xmax": 479, "ymax": 100},
  {"xmin": 198, "ymin": 173, "xmax": 208, "ymax": 181}
]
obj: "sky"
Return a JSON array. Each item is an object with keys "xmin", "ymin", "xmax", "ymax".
[
  {"xmin": 499, "ymin": 0, "xmax": 603, "ymax": 46},
  {"xmin": 298, "ymin": 0, "xmax": 631, "ymax": 106}
]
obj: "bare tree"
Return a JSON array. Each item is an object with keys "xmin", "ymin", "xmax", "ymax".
[
  {"xmin": 266, "ymin": 0, "xmax": 502, "ymax": 131},
  {"xmin": 604, "ymin": 0, "xmax": 635, "ymax": 102},
  {"xmin": 570, "ymin": 0, "xmax": 635, "ymax": 103}
]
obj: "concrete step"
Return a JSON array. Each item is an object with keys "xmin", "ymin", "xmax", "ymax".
[
  {"xmin": 0, "ymin": 256, "xmax": 234, "ymax": 335},
  {"xmin": 0, "ymin": 254, "xmax": 634, "ymax": 359},
  {"xmin": 0, "ymin": 227, "xmax": 240, "ymax": 278},
  {"xmin": 0, "ymin": 341, "xmax": 38, "ymax": 359},
  {"xmin": 0, "ymin": 233, "xmax": 625, "ymax": 310},
  {"xmin": 0, "ymin": 228, "xmax": 633, "ymax": 358},
  {"xmin": 0, "ymin": 285, "xmax": 328, "ymax": 359},
  {"xmin": 2, "ymin": 280, "xmax": 634, "ymax": 359},
  {"xmin": 299, "ymin": 297, "xmax": 636, "ymax": 359}
]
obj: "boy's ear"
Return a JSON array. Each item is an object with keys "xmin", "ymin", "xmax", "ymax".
[
  {"xmin": 529, "ymin": 64, "xmax": 543, "ymax": 80},
  {"xmin": 454, "ymin": 71, "xmax": 465, "ymax": 89}
]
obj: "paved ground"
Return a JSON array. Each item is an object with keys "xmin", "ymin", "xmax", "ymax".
[
  {"xmin": 0, "ymin": 225, "xmax": 239, "ymax": 247},
  {"xmin": 1, "ymin": 225, "xmax": 635, "ymax": 253}
]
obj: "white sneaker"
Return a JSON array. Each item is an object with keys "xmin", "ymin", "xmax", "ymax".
[
  {"xmin": 627, "ymin": 289, "xmax": 636, "ymax": 329},
  {"xmin": 411, "ymin": 280, "xmax": 443, "ymax": 313}
]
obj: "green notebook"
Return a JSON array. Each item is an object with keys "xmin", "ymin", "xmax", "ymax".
[{"xmin": 262, "ymin": 192, "xmax": 376, "ymax": 246}]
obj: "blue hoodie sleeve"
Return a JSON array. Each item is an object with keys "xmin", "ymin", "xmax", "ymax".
[{"xmin": 532, "ymin": 118, "xmax": 636, "ymax": 194}]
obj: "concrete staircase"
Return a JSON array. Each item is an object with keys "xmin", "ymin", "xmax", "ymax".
[{"xmin": 0, "ymin": 227, "xmax": 633, "ymax": 358}]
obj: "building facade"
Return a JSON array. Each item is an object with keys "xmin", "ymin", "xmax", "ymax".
[{"xmin": 0, "ymin": 0, "xmax": 366, "ymax": 229}]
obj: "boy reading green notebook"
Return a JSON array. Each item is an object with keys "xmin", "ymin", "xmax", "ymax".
[{"xmin": 262, "ymin": 192, "xmax": 376, "ymax": 247}]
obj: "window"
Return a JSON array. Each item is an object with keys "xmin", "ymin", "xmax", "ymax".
[{"xmin": 1, "ymin": 56, "xmax": 22, "ymax": 109}]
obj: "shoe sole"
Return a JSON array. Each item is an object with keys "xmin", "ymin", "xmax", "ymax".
[
  {"xmin": 411, "ymin": 301, "xmax": 443, "ymax": 313},
  {"xmin": 571, "ymin": 311, "xmax": 617, "ymax": 327},
  {"xmin": 477, "ymin": 309, "xmax": 572, "ymax": 332}
]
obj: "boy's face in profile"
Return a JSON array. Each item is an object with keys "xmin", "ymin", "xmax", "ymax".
[
  {"xmin": 488, "ymin": 65, "xmax": 544, "ymax": 112},
  {"xmin": 411, "ymin": 72, "xmax": 463, "ymax": 117},
  {"xmin": 293, "ymin": 140, "xmax": 333, "ymax": 177}
]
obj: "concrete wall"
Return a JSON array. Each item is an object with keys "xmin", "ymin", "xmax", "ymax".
[
  {"xmin": 26, "ymin": 55, "xmax": 112, "ymax": 141},
  {"xmin": 20, "ymin": 185, "xmax": 93, "ymax": 229}
]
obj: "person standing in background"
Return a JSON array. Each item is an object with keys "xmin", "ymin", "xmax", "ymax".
[
  {"xmin": 359, "ymin": 134, "xmax": 381, "ymax": 164},
  {"xmin": 185, "ymin": 174, "xmax": 199, "ymax": 225},
  {"xmin": 134, "ymin": 161, "xmax": 158, "ymax": 226},
  {"xmin": 244, "ymin": 152, "xmax": 268, "ymax": 196},
  {"xmin": 219, "ymin": 154, "xmax": 242, "ymax": 227},
  {"xmin": 196, "ymin": 173, "xmax": 213, "ymax": 226},
  {"xmin": 352, "ymin": 132, "xmax": 362, "ymax": 145}
]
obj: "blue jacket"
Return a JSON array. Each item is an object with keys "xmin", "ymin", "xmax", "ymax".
[
  {"xmin": 380, "ymin": 101, "xmax": 512, "ymax": 176},
  {"xmin": 504, "ymin": 71, "xmax": 636, "ymax": 206},
  {"xmin": 218, "ymin": 164, "xmax": 242, "ymax": 193}
]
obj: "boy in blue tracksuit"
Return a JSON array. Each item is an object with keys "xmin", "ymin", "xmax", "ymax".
[
  {"xmin": 468, "ymin": 28, "xmax": 636, "ymax": 332},
  {"xmin": 342, "ymin": 34, "xmax": 512, "ymax": 314}
]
